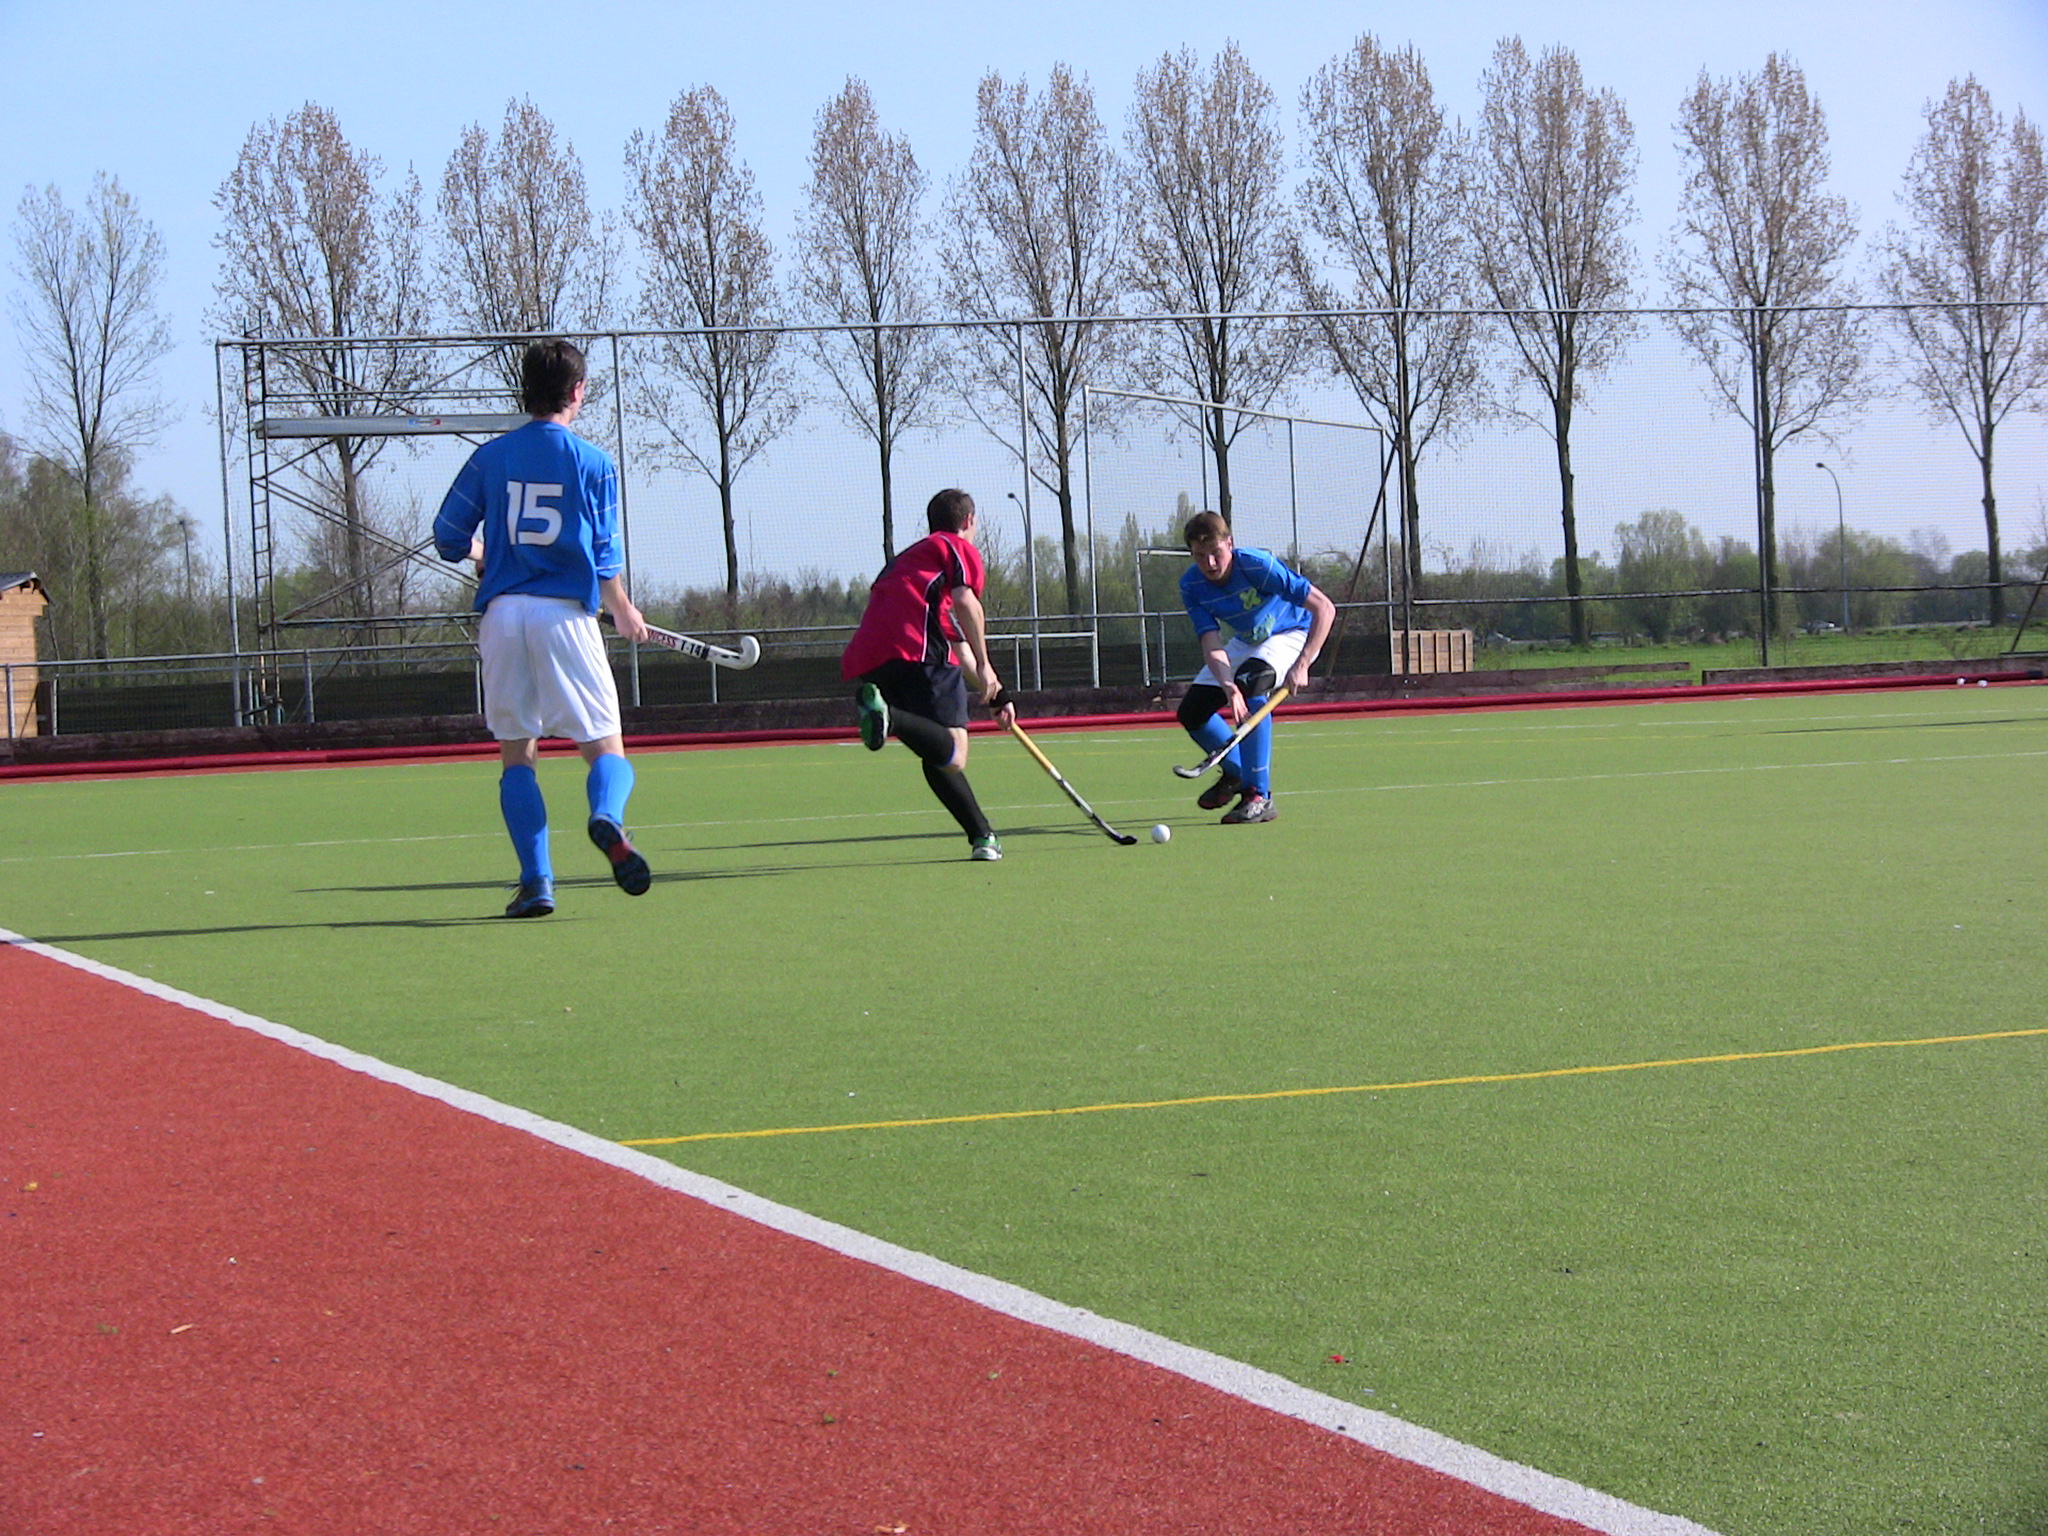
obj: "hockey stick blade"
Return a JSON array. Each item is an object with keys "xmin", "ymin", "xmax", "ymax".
[
  {"xmin": 1172, "ymin": 686, "xmax": 1291, "ymax": 778},
  {"xmin": 601, "ymin": 613, "xmax": 761, "ymax": 669},
  {"xmin": 1007, "ymin": 720, "xmax": 1138, "ymax": 845}
]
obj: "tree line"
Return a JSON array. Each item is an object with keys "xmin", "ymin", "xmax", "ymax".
[{"xmin": 7, "ymin": 37, "xmax": 2046, "ymax": 660}]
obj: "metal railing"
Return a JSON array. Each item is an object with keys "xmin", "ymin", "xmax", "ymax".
[{"xmin": 0, "ymin": 622, "xmax": 1114, "ymax": 739}]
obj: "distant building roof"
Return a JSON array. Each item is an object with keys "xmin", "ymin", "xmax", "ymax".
[{"xmin": 1, "ymin": 573, "xmax": 44, "ymax": 593}]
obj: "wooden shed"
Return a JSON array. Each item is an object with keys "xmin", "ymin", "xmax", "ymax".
[
  {"xmin": 1357, "ymin": 628, "xmax": 1475, "ymax": 676},
  {"xmin": 1, "ymin": 573, "xmax": 48, "ymax": 737}
]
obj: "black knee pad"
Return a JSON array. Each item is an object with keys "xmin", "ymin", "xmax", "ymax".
[
  {"xmin": 1178, "ymin": 684, "xmax": 1227, "ymax": 732},
  {"xmin": 1232, "ymin": 657, "xmax": 1277, "ymax": 698}
]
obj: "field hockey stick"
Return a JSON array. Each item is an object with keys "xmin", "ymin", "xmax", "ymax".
[
  {"xmin": 1172, "ymin": 686, "xmax": 1291, "ymax": 779},
  {"xmin": 601, "ymin": 612, "xmax": 762, "ymax": 670},
  {"xmin": 1006, "ymin": 718, "xmax": 1138, "ymax": 846}
]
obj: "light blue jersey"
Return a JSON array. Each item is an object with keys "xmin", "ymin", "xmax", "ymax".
[
  {"xmin": 1180, "ymin": 545, "xmax": 1315, "ymax": 644},
  {"xmin": 434, "ymin": 420, "xmax": 622, "ymax": 614}
]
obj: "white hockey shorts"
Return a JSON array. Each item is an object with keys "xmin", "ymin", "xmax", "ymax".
[{"xmin": 478, "ymin": 593, "xmax": 621, "ymax": 744}]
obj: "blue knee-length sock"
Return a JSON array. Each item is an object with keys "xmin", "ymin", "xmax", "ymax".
[
  {"xmin": 585, "ymin": 751, "xmax": 635, "ymax": 828},
  {"xmin": 1191, "ymin": 712, "xmax": 1241, "ymax": 780},
  {"xmin": 499, "ymin": 765, "xmax": 551, "ymax": 883},
  {"xmin": 1238, "ymin": 697, "xmax": 1273, "ymax": 794}
]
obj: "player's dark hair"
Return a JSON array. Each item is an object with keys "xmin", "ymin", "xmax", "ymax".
[
  {"xmin": 927, "ymin": 487, "xmax": 976, "ymax": 533},
  {"xmin": 521, "ymin": 339, "xmax": 587, "ymax": 416},
  {"xmin": 1184, "ymin": 510, "xmax": 1231, "ymax": 548}
]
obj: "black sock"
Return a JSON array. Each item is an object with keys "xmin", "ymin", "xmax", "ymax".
[
  {"xmin": 922, "ymin": 761, "xmax": 993, "ymax": 841},
  {"xmin": 891, "ymin": 707, "xmax": 956, "ymax": 767}
]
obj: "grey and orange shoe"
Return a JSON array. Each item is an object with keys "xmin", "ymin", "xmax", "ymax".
[{"xmin": 1220, "ymin": 791, "xmax": 1277, "ymax": 825}]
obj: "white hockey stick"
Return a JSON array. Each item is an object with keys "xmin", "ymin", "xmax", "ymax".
[{"xmin": 602, "ymin": 612, "xmax": 762, "ymax": 670}]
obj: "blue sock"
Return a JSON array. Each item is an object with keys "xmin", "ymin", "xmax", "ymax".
[
  {"xmin": 1191, "ymin": 714, "xmax": 1245, "ymax": 782},
  {"xmin": 1239, "ymin": 698, "xmax": 1273, "ymax": 794},
  {"xmin": 1192, "ymin": 712, "xmax": 1232, "ymax": 756},
  {"xmin": 586, "ymin": 751, "xmax": 635, "ymax": 829},
  {"xmin": 499, "ymin": 765, "xmax": 551, "ymax": 883}
]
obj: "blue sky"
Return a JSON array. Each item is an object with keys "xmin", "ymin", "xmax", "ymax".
[{"xmin": 2, "ymin": 0, "xmax": 2044, "ymax": 579}]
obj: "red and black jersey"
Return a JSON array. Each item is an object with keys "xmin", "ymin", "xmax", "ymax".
[{"xmin": 840, "ymin": 531, "xmax": 986, "ymax": 679}]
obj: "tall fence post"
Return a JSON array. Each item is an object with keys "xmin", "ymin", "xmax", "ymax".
[
  {"xmin": 1081, "ymin": 385, "xmax": 1100, "ymax": 687},
  {"xmin": 611, "ymin": 331, "xmax": 643, "ymax": 710}
]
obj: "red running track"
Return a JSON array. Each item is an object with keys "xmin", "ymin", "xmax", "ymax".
[{"xmin": 3, "ymin": 939, "xmax": 1702, "ymax": 1535}]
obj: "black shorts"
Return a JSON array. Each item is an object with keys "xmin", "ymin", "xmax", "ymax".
[{"xmin": 860, "ymin": 658, "xmax": 970, "ymax": 729}]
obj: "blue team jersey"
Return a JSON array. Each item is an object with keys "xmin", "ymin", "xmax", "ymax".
[
  {"xmin": 433, "ymin": 420, "xmax": 622, "ymax": 614},
  {"xmin": 1180, "ymin": 546, "xmax": 1315, "ymax": 643}
]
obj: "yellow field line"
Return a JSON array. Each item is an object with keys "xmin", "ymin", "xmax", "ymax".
[{"xmin": 621, "ymin": 1026, "xmax": 2048, "ymax": 1146}]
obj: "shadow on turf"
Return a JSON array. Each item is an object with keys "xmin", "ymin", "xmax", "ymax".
[
  {"xmin": 1769, "ymin": 713, "xmax": 2043, "ymax": 736},
  {"xmin": 697, "ymin": 819, "xmax": 1106, "ymax": 856},
  {"xmin": 17, "ymin": 824, "xmax": 1135, "ymax": 944},
  {"xmin": 275, "ymin": 820, "xmax": 1105, "ymax": 903}
]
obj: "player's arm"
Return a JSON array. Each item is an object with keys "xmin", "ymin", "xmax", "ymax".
[
  {"xmin": 949, "ymin": 584, "xmax": 1016, "ymax": 726},
  {"xmin": 1287, "ymin": 585, "xmax": 1337, "ymax": 693},
  {"xmin": 432, "ymin": 461, "xmax": 487, "ymax": 564},
  {"xmin": 599, "ymin": 575, "xmax": 650, "ymax": 644}
]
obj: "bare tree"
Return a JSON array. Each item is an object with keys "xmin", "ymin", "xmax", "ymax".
[
  {"xmin": 1470, "ymin": 38, "xmax": 1638, "ymax": 647},
  {"xmin": 1123, "ymin": 43, "xmax": 1301, "ymax": 523},
  {"xmin": 1663, "ymin": 55, "xmax": 1868, "ymax": 641},
  {"xmin": 1291, "ymin": 34, "xmax": 1484, "ymax": 603},
  {"xmin": 795, "ymin": 79, "xmax": 940, "ymax": 566},
  {"xmin": 1, "ymin": 430, "xmax": 232, "ymax": 664},
  {"xmin": 9, "ymin": 175, "xmax": 175, "ymax": 656},
  {"xmin": 438, "ymin": 96, "xmax": 619, "ymax": 388},
  {"xmin": 942, "ymin": 64, "xmax": 1124, "ymax": 612},
  {"xmin": 626, "ymin": 86, "xmax": 795, "ymax": 607},
  {"xmin": 213, "ymin": 104, "xmax": 431, "ymax": 626},
  {"xmin": 1880, "ymin": 76, "xmax": 2048, "ymax": 627}
]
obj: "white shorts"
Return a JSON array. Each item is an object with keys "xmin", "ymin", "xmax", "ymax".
[
  {"xmin": 478, "ymin": 593, "xmax": 621, "ymax": 744},
  {"xmin": 1189, "ymin": 628, "xmax": 1307, "ymax": 690}
]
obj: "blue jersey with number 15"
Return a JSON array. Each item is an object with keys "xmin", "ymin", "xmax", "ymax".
[{"xmin": 433, "ymin": 420, "xmax": 622, "ymax": 614}]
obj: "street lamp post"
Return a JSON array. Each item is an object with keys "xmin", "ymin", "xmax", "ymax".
[
  {"xmin": 1815, "ymin": 462, "xmax": 1847, "ymax": 633},
  {"xmin": 1006, "ymin": 490, "xmax": 1041, "ymax": 688}
]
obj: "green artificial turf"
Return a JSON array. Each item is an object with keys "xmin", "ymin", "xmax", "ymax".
[{"xmin": 4, "ymin": 687, "xmax": 2044, "ymax": 1535}]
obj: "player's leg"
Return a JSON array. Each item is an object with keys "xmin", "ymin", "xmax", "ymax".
[
  {"xmin": 1219, "ymin": 642, "xmax": 1296, "ymax": 825},
  {"xmin": 498, "ymin": 739, "xmax": 555, "ymax": 916},
  {"xmin": 864, "ymin": 662, "xmax": 1001, "ymax": 858},
  {"xmin": 480, "ymin": 597, "xmax": 555, "ymax": 917},
  {"xmin": 530, "ymin": 599, "xmax": 652, "ymax": 897},
  {"xmin": 921, "ymin": 727, "xmax": 999, "ymax": 858},
  {"xmin": 1177, "ymin": 681, "xmax": 1242, "ymax": 809},
  {"xmin": 580, "ymin": 736, "xmax": 651, "ymax": 896},
  {"xmin": 1230, "ymin": 656, "xmax": 1278, "ymax": 796}
]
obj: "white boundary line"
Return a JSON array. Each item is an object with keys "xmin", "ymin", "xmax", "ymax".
[{"xmin": 5, "ymin": 927, "xmax": 1720, "ymax": 1536}]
